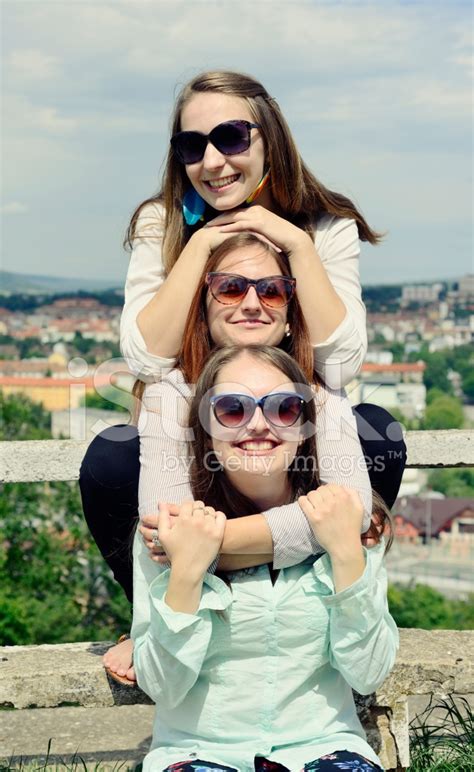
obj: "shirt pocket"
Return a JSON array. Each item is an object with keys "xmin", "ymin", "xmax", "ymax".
[{"xmin": 291, "ymin": 574, "xmax": 332, "ymax": 634}]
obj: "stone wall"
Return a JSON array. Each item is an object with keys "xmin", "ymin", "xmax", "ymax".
[
  {"xmin": 1, "ymin": 429, "xmax": 473, "ymax": 483},
  {"xmin": 2, "ymin": 629, "xmax": 473, "ymax": 771}
]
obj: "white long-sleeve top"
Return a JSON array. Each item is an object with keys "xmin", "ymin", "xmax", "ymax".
[
  {"xmin": 120, "ymin": 203, "xmax": 367, "ymax": 389},
  {"xmin": 138, "ymin": 367, "xmax": 372, "ymax": 570}
]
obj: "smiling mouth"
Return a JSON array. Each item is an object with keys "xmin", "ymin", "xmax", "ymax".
[
  {"xmin": 234, "ymin": 440, "xmax": 280, "ymax": 453},
  {"xmin": 204, "ymin": 174, "xmax": 240, "ymax": 190},
  {"xmin": 232, "ymin": 319, "xmax": 269, "ymax": 325}
]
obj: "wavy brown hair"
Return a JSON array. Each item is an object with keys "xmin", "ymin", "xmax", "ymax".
[
  {"xmin": 187, "ymin": 344, "xmax": 393, "ymax": 552},
  {"xmin": 188, "ymin": 345, "xmax": 319, "ymax": 519},
  {"xmin": 125, "ymin": 70, "xmax": 382, "ymax": 271},
  {"xmin": 176, "ymin": 233, "xmax": 315, "ymax": 384}
]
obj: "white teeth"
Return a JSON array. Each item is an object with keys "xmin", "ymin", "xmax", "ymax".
[
  {"xmin": 239, "ymin": 441, "xmax": 275, "ymax": 451},
  {"xmin": 207, "ymin": 175, "xmax": 239, "ymax": 189}
]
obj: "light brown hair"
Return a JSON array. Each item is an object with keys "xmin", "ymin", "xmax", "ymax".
[
  {"xmin": 188, "ymin": 345, "xmax": 320, "ymax": 518},
  {"xmin": 125, "ymin": 70, "xmax": 383, "ymax": 271},
  {"xmin": 188, "ymin": 344, "xmax": 393, "ymax": 551}
]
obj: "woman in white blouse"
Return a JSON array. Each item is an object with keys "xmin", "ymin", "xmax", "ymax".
[
  {"xmin": 79, "ymin": 71, "xmax": 406, "ymax": 683},
  {"xmin": 120, "ymin": 70, "xmax": 377, "ymax": 388}
]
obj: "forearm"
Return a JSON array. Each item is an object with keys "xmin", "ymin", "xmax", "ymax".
[
  {"xmin": 329, "ymin": 543, "xmax": 365, "ymax": 593},
  {"xmin": 315, "ymin": 383, "xmax": 372, "ymax": 532},
  {"xmin": 217, "ymin": 551, "xmax": 273, "ymax": 571},
  {"xmin": 220, "ymin": 514, "xmax": 273, "ymax": 556},
  {"xmin": 137, "ymin": 231, "xmax": 210, "ymax": 357},
  {"xmin": 165, "ymin": 564, "xmax": 205, "ymax": 613},
  {"xmin": 290, "ymin": 245, "xmax": 346, "ymax": 344},
  {"xmin": 325, "ymin": 545, "xmax": 399, "ymax": 694}
]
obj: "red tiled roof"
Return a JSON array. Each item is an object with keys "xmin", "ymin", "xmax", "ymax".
[
  {"xmin": 362, "ymin": 362, "xmax": 426, "ymax": 373},
  {"xmin": 393, "ymin": 497, "xmax": 474, "ymax": 535}
]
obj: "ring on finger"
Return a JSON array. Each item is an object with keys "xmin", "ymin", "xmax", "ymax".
[
  {"xmin": 151, "ymin": 529, "xmax": 161, "ymax": 547},
  {"xmin": 203, "ymin": 507, "xmax": 215, "ymax": 517}
]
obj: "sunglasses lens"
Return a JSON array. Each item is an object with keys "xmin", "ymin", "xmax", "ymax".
[
  {"xmin": 171, "ymin": 132, "xmax": 207, "ymax": 164},
  {"xmin": 210, "ymin": 274, "xmax": 247, "ymax": 304},
  {"xmin": 211, "ymin": 121, "xmax": 250, "ymax": 155},
  {"xmin": 213, "ymin": 395, "xmax": 249, "ymax": 427},
  {"xmin": 258, "ymin": 278, "xmax": 294, "ymax": 308},
  {"xmin": 266, "ymin": 394, "xmax": 303, "ymax": 427}
]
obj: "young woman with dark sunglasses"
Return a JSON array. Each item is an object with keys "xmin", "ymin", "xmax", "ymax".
[
  {"xmin": 80, "ymin": 71, "xmax": 406, "ymax": 680},
  {"xmin": 121, "ymin": 70, "xmax": 379, "ymax": 388},
  {"xmin": 131, "ymin": 345, "xmax": 398, "ymax": 771},
  {"xmin": 101, "ymin": 233, "xmax": 383, "ymax": 684}
]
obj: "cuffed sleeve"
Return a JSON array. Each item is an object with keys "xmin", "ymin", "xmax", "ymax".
[
  {"xmin": 313, "ymin": 216, "xmax": 367, "ymax": 388},
  {"xmin": 314, "ymin": 542, "xmax": 399, "ymax": 695},
  {"xmin": 133, "ymin": 569, "xmax": 231, "ymax": 708},
  {"xmin": 263, "ymin": 502, "xmax": 323, "ymax": 569}
]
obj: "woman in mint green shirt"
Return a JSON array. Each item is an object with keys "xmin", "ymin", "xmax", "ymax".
[{"xmin": 132, "ymin": 345, "xmax": 399, "ymax": 772}]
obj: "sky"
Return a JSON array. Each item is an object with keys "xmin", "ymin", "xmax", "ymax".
[{"xmin": 1, "ymin": 0, "xmax": 473, "ymax": 286}]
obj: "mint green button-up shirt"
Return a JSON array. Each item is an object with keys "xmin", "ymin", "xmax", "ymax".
[{"xmin": 132, "ymin": 541, "xmax": 398, "ymax": 772}]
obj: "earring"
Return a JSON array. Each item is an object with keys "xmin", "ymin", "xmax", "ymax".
[
  {"xmin": 284, "ymin": 323, "xmax": 291, "ymax": 338},
  {"xmin": 182, "ymin": 188, "xmax": 206, "ymax": 226}
]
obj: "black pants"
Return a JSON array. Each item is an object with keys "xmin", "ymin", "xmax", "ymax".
[{"xmin": 79, "ymin": 404, "xmax": 406, "ymax": 605}]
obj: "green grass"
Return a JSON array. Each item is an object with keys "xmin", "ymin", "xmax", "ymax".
[
  {"xmin": 0, "ymin": 741, "xmax": 141, "ymax": 772},
  {"xmin": 407, "ymin": 695, "xmax": 474, "ymax": 771}
]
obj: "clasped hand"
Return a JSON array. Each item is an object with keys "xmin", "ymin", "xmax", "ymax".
[
  {"xmin": 203, "ymin": 205, "xmax": 313, "ymax": 256},
  {"xmin": 140, "ymin": 501, "xmax": 226, "ymax": 574},
  {"xmin": 298, "ymin": 484, "xmax": 365, "ymax": 560}
]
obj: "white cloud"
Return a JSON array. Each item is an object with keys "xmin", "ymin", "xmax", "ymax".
[
  {"xmin": 1, "ymin": 1, "xmax": 472, "ymax": 281},
  {"xmin": 1, "ymin": 202, "xmax": 29, "ymax": 214},
  {"xmin": 7, "ymin": 49, "xmax": 61, "ymax": 80},
  {"xmin": 35, "ymin": 106, "xmax": 78, "ymax": 133},
  {"xmin": 4, "ymin": 95, "xmax": 79, "ymax": 135}
]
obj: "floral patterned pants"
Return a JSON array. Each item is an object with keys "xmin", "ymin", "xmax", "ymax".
[{"xmin": 163, "ymin": 750, "xmax": 383, "ymax": 771}]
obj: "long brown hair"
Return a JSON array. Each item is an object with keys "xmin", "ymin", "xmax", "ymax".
[
  {"xmin": 188, "ymin": 344, "xmax": 393, "ymax": 551},
  {"xmin": 177, "ymin": 233, "xmax": 315, "ymax": 384},
  {"xmin": 188, "ymin": 345, "xmax": 319, "ymax": 519},
  {"xmin": 125, "ymin": 70, "xmax": 382, "ymax": 270}
]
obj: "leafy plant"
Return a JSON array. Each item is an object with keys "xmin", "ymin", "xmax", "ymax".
[
  {"xmin": 0, "ymin": 480, "xmax": 131, "ymax": 646},
  {"xmin": 408, "ymin": 695, "xmax": 474, "ymax": 770}
]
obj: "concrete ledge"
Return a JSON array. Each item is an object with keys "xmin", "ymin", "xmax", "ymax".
[
  {"xmin": 2, "ymin": 630, "xmax": 473, "ymax": 771},
  {"xmin": 1, "ymin": 430, "xmax": 473, "ymax": 482},
  {"xmin": 406, "ymin": 428, "xmax": 474, "ymax": 468},
  {"xmin": 1, "ymin": 439, "xmax": 89, "ymax": 483}
]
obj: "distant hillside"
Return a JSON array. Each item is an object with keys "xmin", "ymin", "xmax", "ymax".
[{"xmin": 0, "ymin": 270, "xmax": 121, "ymax": 295}]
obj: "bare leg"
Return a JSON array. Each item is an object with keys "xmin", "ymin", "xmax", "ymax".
[{"xmin": 103, "ymin": 636, "xmax": 136, "ymax": 684}]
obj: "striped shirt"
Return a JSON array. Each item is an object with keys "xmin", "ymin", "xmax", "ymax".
[{"xmin": 138, "ymin": 367, "xmax": 372, "ymax": 570}]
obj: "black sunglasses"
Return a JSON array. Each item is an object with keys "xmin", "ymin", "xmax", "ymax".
[
  {"xmin": 209, "ymin": 392, "xmax": 305, "ymax": 429},
  {"xmin": 206, "ymin": 272, "xmax": 296, "ymax": 309},
  {"xmin": 171, "ymin": 120, "xmax": 261, "ymax": 165}
]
